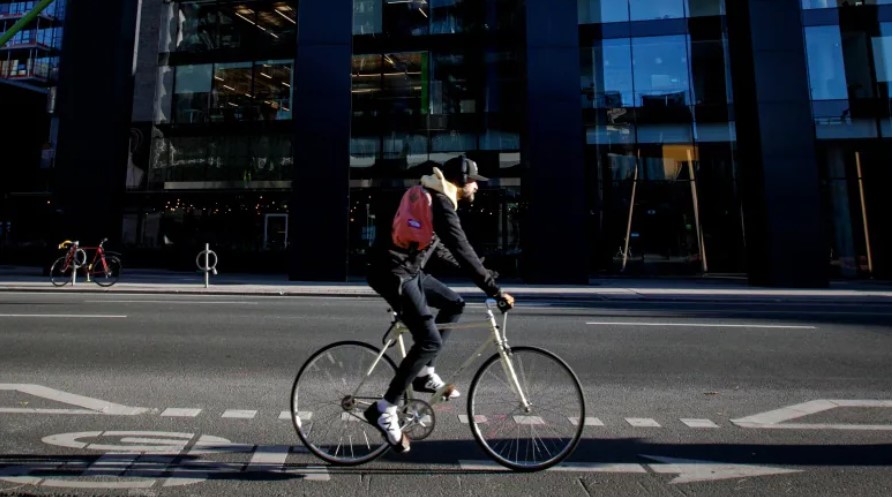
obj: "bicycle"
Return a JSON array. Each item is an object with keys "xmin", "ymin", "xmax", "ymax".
[
  {"xmin": 50, "ymin": 238, "xmax": 122, "ymax": 287},
  {"xmin": 290, "ymin": 299, "xmax": 585, "ymax": 472}
]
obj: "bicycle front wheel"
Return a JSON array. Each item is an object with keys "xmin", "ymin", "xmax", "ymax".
[
  {"xmin": 291, "ymin": 341, "xmax": 399, "ymax": 465},
  {"xmin": 49, "ymin": 257, "xmax": 71, "ymax": 287},
  {"xmin": 468, "ymin": 346, "xmax": 585, "ymax": 472},
  {"xmin": 92, "ymin": 256, "xmax": 121, "ymax": 287}
]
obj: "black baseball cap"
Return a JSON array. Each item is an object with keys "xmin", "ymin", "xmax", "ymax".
[{"xmin": 441, "ymin": 155, "xmax": 488, "ymax": 186}]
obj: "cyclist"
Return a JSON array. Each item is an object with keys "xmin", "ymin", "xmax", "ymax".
[{"xmin": 365, "ymin": 155, "xmax": 515, "ymax": 453}]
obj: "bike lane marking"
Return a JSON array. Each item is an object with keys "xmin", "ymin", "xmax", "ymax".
[
  {"xmin": 586, "ymin": 321, "xmax": 816, "ymax": 329},
  {"xmin": 732, "ymin": 399, "xmax": 892, "ymax": 430},
  {"xmin": 0, "ymin": 314, "xmax": 127, "ymax": 319},
  {"xmin": 0, "ymin": 431, "xmax": 329, "ymax": 489},
  {"xmin": 0, "ymin": 384, "xmax": 148, "ymax": 415}
]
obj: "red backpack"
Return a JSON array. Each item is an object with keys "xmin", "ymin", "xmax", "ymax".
[{"xmin": 392, "ymin": 185, "xmax": 434, "ymax": 251}]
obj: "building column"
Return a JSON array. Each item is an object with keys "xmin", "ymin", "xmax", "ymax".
[
  {"xmin": 521, "ymin": 0, "xmax": 589, "ymax": 283},
  {"xmin": 727, "ymin": 0, "xmax": 828, "ymax": 287},
  {"xmin": 288, "ymin": 0, "xmax": 353, "ymax": 281},
  {"xmin": 51, "ymin": 0, "xmax": 140, "ymax": 245}
]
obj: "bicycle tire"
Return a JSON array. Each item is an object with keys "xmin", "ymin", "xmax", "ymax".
[
  {"xmin": 92, "ymin": 256, "xmax": 121, "ymax": 287},
  {"xmin": 49, "ymin": 257, "xmax": 71, "ymax": 287},
  {"xmin": 467, "ymin": 346, "xmax": 585, "ymax": 472},
  {"xmin": 291, "ymin": 340, "xmax": 401, "ymax": 465}
]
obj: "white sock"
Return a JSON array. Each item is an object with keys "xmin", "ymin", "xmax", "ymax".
[
  {"xmin": 377, "ymin": 399, "xmax": 396, "ymax": 413},
  {"xmin": 419, "ymin": 366, "xmax": 434, "ymax": 377}
]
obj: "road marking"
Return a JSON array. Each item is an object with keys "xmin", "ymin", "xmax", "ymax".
[
  {"xmin": 458, "ymin": 414, "xmax": 488, "ymax": 424},
  {"xmin": 83, "ymin": 300, "xmax": 258, "ymax": 305},
  {"xmin": 513, "ymin": 415, "xmax": 545, "ymax": 425},
  {"xmin": 221, "ymin": 410, "xmax": 257, "ymax": 419},
  {"xmin": 279, "ymin": 410, "xmax": 291, "ymax": 420},
  {"xmin": 0, "ymin": 384, "xmax": 148, "ymax": 415},
  {"xmin": 733, "ymin": 399, "xmax": 892, "ymax": 430},
  {"xmin": 162, "ymin": 408, "xmax": 202, "ymax": 417},
  {"xmin": 586, "ymin": 321, "xmax": 816, "ymax": 329},
  {"xmin": 6, "ymin": 432, "xmax": 329, "ymax": 489},
  {"xmin": 680, "ymin": 418, "xmax": 719, "ymax": 428},
  {"xmin": 246, "ymin": 445, "xmax": 289, "ymax": 472},
  {"xmin": 642, "ymin": 455, "xmax": 802, "ymax": 484},
  {"xmin": 0, "ymin": 314, "xmax": 127, "ymax": 319},
  {"xmin": 459, "ymin": 460, "xmax": 647, "ymax": 473},
  {"xmin": 569, "ymin": 416, "xmax": 604, "ymax": 426},
  {"xmin": 626, "ymin": 418, "xmax": 661, "ymax": 427}
]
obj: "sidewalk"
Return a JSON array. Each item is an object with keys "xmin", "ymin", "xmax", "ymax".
[{"xmin": 2, "ymin": 265, "xmax": 891, "ymax": 303}]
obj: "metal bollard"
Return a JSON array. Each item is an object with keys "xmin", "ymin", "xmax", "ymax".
[
  {"xmin": 196, "ymin": 243, "xmax": 219, "ymax": 288},
  {"xmin": 70, "ymin": 241, "xmax": 81, "ymax": 286}
]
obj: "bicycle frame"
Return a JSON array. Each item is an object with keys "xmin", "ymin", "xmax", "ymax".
[{"xmin": 351, "ymin": 299, "xmax": 531, "ymax": 411}]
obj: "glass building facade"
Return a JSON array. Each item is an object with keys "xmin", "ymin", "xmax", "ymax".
[
  {"xmin": 800, "ymin": 0, "xmax": 892, "ymax": 278},
  {"xmin": 3, "ymin": 0, "xmax": 890, "ymax": 283}
]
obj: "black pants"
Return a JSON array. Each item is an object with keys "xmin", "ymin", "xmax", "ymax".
[{"xmin": 375, "ymin": 272, "xmax": 465, "ymax": 404}]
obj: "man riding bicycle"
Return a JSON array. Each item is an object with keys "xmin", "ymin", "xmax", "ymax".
[{"xmin": 366, "ymin": 155, "xmax": 515, "ymax": 453}]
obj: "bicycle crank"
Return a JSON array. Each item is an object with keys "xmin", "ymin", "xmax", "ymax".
[{"xmin": 400, "ymin": 398, "xmax": 436, "ymax": 441}]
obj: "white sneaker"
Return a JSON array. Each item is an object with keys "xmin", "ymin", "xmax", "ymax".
[
  {"xmin": 413, "ymin": 373, "xmax": 460, "ymax": 399},
  {"xmin": 364, "ymin": 404, "xmax": 410, "ymax": 453}
]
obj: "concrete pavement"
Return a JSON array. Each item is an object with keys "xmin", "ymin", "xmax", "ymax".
[{"xmin": 2, "ymin": 265, "xmax": 891, "ymax": 303}]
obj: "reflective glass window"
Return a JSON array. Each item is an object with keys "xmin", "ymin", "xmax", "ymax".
[
  {"xmin": 582, "ymin": 38, "xmax": 634, "ymax": 108},
  {"xmin": 687, "ymin": 0, "xmax": 724, "ymax": 17},
  {"xmin": 630, "ymin": 0, "xmax": 686, "ymax": 21},
  {"xmin": 176, "ymin": 1, "xmax": 219, "ymax": 52},
  {"xmin": 174, "ymin": 64, "xmax": 213, "ymax": 123},
  {"xmin": 632, "ymin": 35, "xmax": 691, "ymax": 107},
  {"xmin": 802, "ymin": 0, "xmax": 892, "ymax": 8},
  {"xmin": 804, "ymin": 25, "xmax": 848, "ymax": 100},
  {"xmin": 354, "ymin": 0, "xmax": 383, "ymax": 35},
  {"xmin": 255, "ymin": 1, "xmax": 297, "ymax": 49},
  {"xmin": 690, "ymin": 39, "xmax": 730, "ymax": 105},
  {"xmin": 578, "ymin": 0, "xmax": 629, "ymax": 24},
  {"xmin": 352, "ymin": 54, "xmax": 384, "ymax": 118},
  {"xmin": 873, "ymin": 23, "xmax": 892, "ymax": 86},
  {"xmin": 210, "ymin": 62, "xmax": 254, "ymax": 122},
  {"xmin": 254, "ymin": 60, "xmax": 293, "ymax": 121},
  {"xmin": 381, "ymin": 52, "xmax": 425, "ymax": 116}
]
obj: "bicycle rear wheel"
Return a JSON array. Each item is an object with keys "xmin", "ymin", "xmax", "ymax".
[
  {"xmin": 49, "ymin": 257, "xmax": 71, "ymax": 287},
  {"xmin": 92, "ymin": 256, "xmax": 121, "ymax": 287},
  {"xmin": 468, "ymin": 346, "xmax": 585, "ymax": 472},
  {"xmin": 291, "ymin": 341, "xmax": 399, "ymax": 465}
]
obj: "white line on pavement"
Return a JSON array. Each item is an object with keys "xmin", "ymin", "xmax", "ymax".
[
  {"xmin": 680, "ymin": 418, "xmax": 719, "ymax": 428},
  {"xmin": 459, "ymin": 460, "xmax": 648, "ymax": 473},
  {"xmin": 626, "ymin": 418, "xmax": 661, "ymax": 427},
  {"xmin": 569, "ymin": 417, "xmax": 604, "ymax": 426},
  {"xmin": 221, "ymin": 410, "xmax": 257, "ymax": 419},
  {"xmin": 586, "ymin": 321, "xmax": 816, "ymax": 329},
  {"xmin": 161, "ymin": 408, "xmax": 202, "ymax": 418},
  {"xmin": 83, "ymin": 300, "xmax": 259, "ymax": 305},
  {"xmin": 0, "ymin": 314, "xmax": 127, "ymax": 319}
]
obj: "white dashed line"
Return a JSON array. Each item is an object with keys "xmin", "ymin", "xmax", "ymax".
[
  {"xmin": 279, "ymin": 411, "xmax": 291, "ymax": 420},
  {"xmin": 569, "ymin": 417, "xmax": 604, "ymax": 426},
  {"xmin": 161, "ymin": 408, "xmax": 202, "ymax": 418},
  {"xmin": 586, "ymin": 321, "xmax": 816, "ymax": 329},
  {"xmin": 626, "ymin": 418, "xmax": 661, "ymax": 427},
  {"xmin": 680, "ymin": 418, "xmax": 719, "ymax": 428},
  {"xmin": 458, "ymin": 414, "xmax": 488, "ymax": 424},
  {"xmin": 221, "ymin": 410, "xmax": 257, "ymax": 419}
]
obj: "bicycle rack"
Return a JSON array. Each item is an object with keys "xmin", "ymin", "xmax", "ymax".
[{"xmin": 196, "ymin": 243, "xmax": 218, "ymax": 288}]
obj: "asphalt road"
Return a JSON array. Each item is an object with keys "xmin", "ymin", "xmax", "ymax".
[{"xmin": 1, "ymin": 292, "xmax": 891, "ymax": 496}]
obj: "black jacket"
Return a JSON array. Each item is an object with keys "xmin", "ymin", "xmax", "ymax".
[{"xmin": 368, "ymin": 188, "xmax": 500, "ymax": 299}]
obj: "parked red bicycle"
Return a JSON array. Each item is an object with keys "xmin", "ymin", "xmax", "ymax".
[{"xmin": 50, "ymin": 238, "xmax": 122, "ymax": 287}]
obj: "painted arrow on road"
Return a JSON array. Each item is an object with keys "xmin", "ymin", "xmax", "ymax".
[
  {"xmin": 640, "ymin": 455, "xmax": 802, "ymax": 484},
  {"xmin": 460, "ymin": 457, "xmax": 800, "ymax": 483}
]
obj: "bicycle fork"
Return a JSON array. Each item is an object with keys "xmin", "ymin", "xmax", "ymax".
[{"xmin": 489, "ymin": 308, "xmax": 532, "ymax": 412}]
